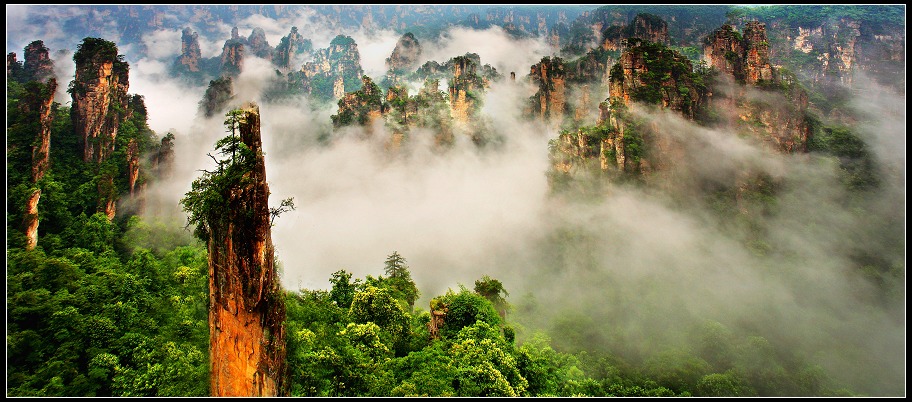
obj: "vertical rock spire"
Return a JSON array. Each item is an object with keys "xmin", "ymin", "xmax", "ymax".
[
  {"xmin": 21, "ymin": 78, "xmax": 57, "ymax": 250},
  {"xmin": 207, "ymin": 103, "xmax": 287, "ymax": 396}
]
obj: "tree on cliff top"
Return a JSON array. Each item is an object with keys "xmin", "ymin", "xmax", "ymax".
[
  {"xmin": 383, "ymin": 251, "xmax": 420, "ymax": 311},
  {"xmin": 180, "ymin": 109, "xmax": 256, "ymax": 241}
]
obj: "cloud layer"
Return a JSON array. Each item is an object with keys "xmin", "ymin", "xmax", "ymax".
[{"xmin": 6, "ymin": 6, "xmax": 904, "ymax": 396}]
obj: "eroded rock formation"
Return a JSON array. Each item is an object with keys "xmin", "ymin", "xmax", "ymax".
[
  {"xmin": 68, "ymin": 38, "xmax": 137, "ymax": 220},
  {"xmin": 386, "ymin": 32, "xmax": 422, "ymax": 73},
  {"xmin": 703, "ymin": 22, "xmax": 773, "ymax": 85},
  {"xmin": 529, "ymin": 56, "xmax": 567, "ymax": 123},
  {"xmin": 23, "ymin": 40, "xmax": 56, "ymax": 83},
  {"xmin": 18, "ymin": 78, "xmax": 57, "ymax": 250},
  {"xmin": 383, "ymin": 32, "xmax": 422, "ymax": 88},
  {"xmin": 247, "ymin": 27, "xmax": 274, "ymax": 61},
  {"xmin": 8, "ymin": 52, "xmax": 23, "ymax": 79},
  {"xmin": 610, "ymin": 38, "xmax": 705, "ymax": 118},
  {"xmin": 70, "ymin": 37, "xmax": 130, "ymax": 165},
  {"xmin": 200, "ymin": 76, "xmax": 234, "ymax": 118},
  {"xmin": 331, "ymin": 75, "xmax": 385, "ymax": 129},
  {"xmin": 219, "ymin": 27, "xmax": 246, "ymax": 76},
  {"xmin": 601, "ymin": 13, "xmax": 669, "ymax": 51},
  {"xmin": 447, "ymin": 54, "xmax": 492, "ymax": 124},
  {"xmin": 300, "ymin": 35, "xmax": 364, "ymax": 102},
  {"xmin": 208, "ymin": 103, "xmax": 287, "ymax": 397},
  {"xmin": 175, "ymin": 27, "xmax": 202, "ymax": 73},
  {"xmin": 705, "ymin": 22, "xmax": 811, "ymax": 154},
  {"xmin": 273, "ymin": 26, "xmax": 311, "ymax": 73}
]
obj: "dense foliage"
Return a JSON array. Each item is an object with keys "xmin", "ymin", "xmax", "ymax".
[
  {"xmin": 8, "ymin": 5, "xmax": 903, "ymax": 396},
  {"xmin": 8, "ymin": 38, "xmax": 206, "ymax": 396}
]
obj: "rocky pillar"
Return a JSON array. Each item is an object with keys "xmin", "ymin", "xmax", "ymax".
[
  {"xmin": 22, "ymin": 78, "xmax": 57, "ymax": 250},
  {"xmin": 208, "ymin": 103, "xmax": 287, "ymax": 397}
]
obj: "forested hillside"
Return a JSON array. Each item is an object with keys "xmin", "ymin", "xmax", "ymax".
[{"xmin": 6, "ymin": 4, "xmax": 905, "ymax": 397}]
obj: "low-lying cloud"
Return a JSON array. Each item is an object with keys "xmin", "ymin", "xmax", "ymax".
[{"xmin": 6, "ymin": 6, "xmax": 904, "ymax": 396}]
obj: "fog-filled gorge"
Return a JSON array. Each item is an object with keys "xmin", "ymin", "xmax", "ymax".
[{"xmin": 6, "ymin": 5, "xmax": 904, "ymax": 397}]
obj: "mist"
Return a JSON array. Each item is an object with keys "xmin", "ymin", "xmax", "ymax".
[
  {"xmin": 6, "ymin": 6, "xmax": 904, "ymax": 396},
  {"xmin": 132, "ymin": 20, "xmax": 912, "ymax": 398}
]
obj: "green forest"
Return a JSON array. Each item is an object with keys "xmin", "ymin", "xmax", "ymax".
[
  {"xmin": 7, "ymin": 4, "xmax": 905, "ymax": 398},
  {"xmin": 3, "ymin": 78, "xmax": 872, "ymax": 395}
]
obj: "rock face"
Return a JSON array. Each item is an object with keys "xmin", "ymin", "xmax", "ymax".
[
  {"xmin": 200, "ymin": 76, "xmax": 234, "ymax": 118},
  {"xmin": 703, "ymin": 24, "xmax": 746, "ymax": 80},
  {"xmin": 529, "ymin": 56, "xmax": 567, "ymax": 123},
  {"xmin": 331, "ymin": 75, "xmax": 385, "ymax": 129},
  {"xmin": 175, "ymin": 27, "xmax": 202, "ymax": 73},
  {"xmin": 610, "ymin": 38, "xmax": 705, "ymax": 118},
  {"xmin": 70, "ymin": 38, "xmax": 130, "ymax": 165},
  {"xmin": 28, "ymin": 80, "xmax": 57, "ymax": 185},
  {"xmin": 724, "ymin": 70, "xmax": 811, "ymax": 154},
  {"xmin": 855, "ymin": 31, "xmax": 905, "ymax": 88},
  {"xmin": 23, "ymin": 40, "xmax": 56, "ymax": 82},
  {"xmin": 208, "ymin": 103, "xmax": 286, "ymax": 397},
  {"xmin": 8, "ymin": 52, "xmax": 23, "ymax": 79},
  {"xmin": 704, "ymin": 22, "xmax": 811, "ymax": 154},
  {"xmin": 9, "ymin": 42, "xmax": 58, "ymax": 248},
  {"xmin": 410, "ymin": 79, "xmax": 456, "ymax": 147},
  {"xmin": 330, "ymin": 76, "xmax": 459, "ymax": 149},
  {"xmin": 330, "ymin": 53, "xmax": 500, "ymax": 148},
  {"xmin": 448, "ymin": 54, "xmax": 488, "ymax": 124},
  {"xmin": 601, "ymin": 13, "xmax": 669, "ymax": 51},
  {"xmin": 629, "ymin": 13, "xmax": 669, "ymax": 45},
  {"xmin": 549, "ymin": 39, "xmax": 708, "ymax": 181},
  {"xmin": 528, "ymin": 42, "xmax": 614, "ymax": 125},
  {"xmin": 414, "ymin": 53, "xmax": 497, "ymax": 126},
  {"xmin": 152, "ymin": 132, "xmax": 175, "ymax": 180},
  {"xmin": 703, "ymin": 22, "xmax": 773, "ymax": 85},
  {"xmin": 18, "ymin": 78, "xmax": 57, "ymax": 250},
  {"xmin": 246, "ymin": 27, "xmax": 273, "ymax": 61},
  {"xmin": 741, "ymin": 22, "xmax": 774, "ymax": 85},
  {"xmin": 766, "ymin": 15, "xmax": 904, "ymax": 89},
  {"xmin": 273, "ymin": 26, "xmax": 311, "ymax": 73},
  {"xmin": 383, "ymin": 32, "xmax": 422, "ymax": 87},
  {"xmin": 386, "ymin": 32, "xmax": 422, "ymax": 73},
  {"xmin": 219, "ymin": 27, "xmax": 246, "ymax": 76},
  {"xmin": 126, "ymin": 139, "xmax": 140, "ymax": 196},
  {"xmin": 300, "ymin": 35, "xmax": 364, "ymax": 102}
]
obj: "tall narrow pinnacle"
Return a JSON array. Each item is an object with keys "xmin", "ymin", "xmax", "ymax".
[{"xmin": 207, "ymin": 103, "xmax": 287, "ymax": 396}]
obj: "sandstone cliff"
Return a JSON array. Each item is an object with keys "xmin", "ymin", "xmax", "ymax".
[
  {"xmin": 247, "ymin": 27, "xmax": 274, "ymax": 61},
  {"xmin": 548, "ymin": 39, "xmax": 708, "ymax": 182},
  {"xmin": 207, "ymin": 103, "xmax": 287, "ymax": 396},
  {"xmin": 601, "ymin": 13, "xmax": 669, "ymax": 51},
  {"xmin": 382, "ymin": 32, "xmax": 422, "ymax": 88},
  {"xmin": 610, "ymin": 38, "xmax": 705, "ymax": 119},
  {"xmin": 448, "ymin": 54, "xmax": 490, "ymax": 124},
  {"xmin": 70, "ymin": 38, "xmax": 130, "ymax": 165},
  {"xmin": 331, "ymin": 75, "xmax": 385, "ymax": 129},
  {"xmin": 273, "ymin": 26, "xmax": 312, "ymax": 73},
  {"xmin": 219, "ymin": 27, "xmax": 246, "ymax": 76},
  {"xmin": 200, "ymin": 76, "xmax": 234, "ymax": 118},
  {"xmin": 764, "ymin": 13, "xmax": 904, "ymax": 89},
  {"xmin": 412, "ymin": 53, "xmax": 497, "ymax": 127},
  {"xmin": 330, "ymin": 76, "xmax": 457, "ymax": 150},
  {"xmin": 411, "ymin": 78, "xmax": 456, "ymax": 148},
  {"xmin": 703, "ymin": 22, "xmax": 773, "ymax": 85},
  {"xmin": 23, "ymin": 40, "xmax": 56, "ymax": 83},
  {"xmin": 300, "ymin": 35, "xmax": 364, "ymax": 102},
  {"xmin": 528, "ymin": 56, "xmax": 567, "ymax": 123},
  {"xmin": 704, "ymin": 22, "xmax": 811, "ymax": 154},
  {"xmin": 152, "ymin": 132, "xmax": 176, "ymax": 180},
  {"xmin": 8, "ymin": 52, "xmax": 24, "ymax": 80},
  {"xmin": 175, "ymin": 27, "xmax": 202, "ymax": 73},
  {"xmin": 17, "ymin": 79, "xmax": 57, "ymax": 250}
]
